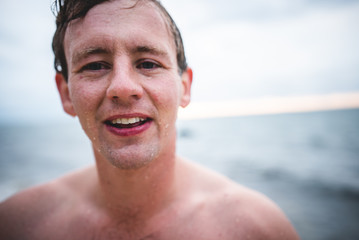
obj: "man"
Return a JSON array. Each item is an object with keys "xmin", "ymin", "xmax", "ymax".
[{"xmin": 0, "ymin": 0, "xmax": 299, "ymax": 239}]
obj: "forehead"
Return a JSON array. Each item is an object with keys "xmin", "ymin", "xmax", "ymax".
[{"xmin": 64, "ymin": 0, "xmax": 175, "ymax": 60}]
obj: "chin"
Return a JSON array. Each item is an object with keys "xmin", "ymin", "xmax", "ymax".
[{"xmin": 100, "ymin": 144, "xmax": 160, "ymax": 170}]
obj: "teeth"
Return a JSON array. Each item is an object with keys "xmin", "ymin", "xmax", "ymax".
[{"xmin": 111, "ymin": 117, "xmax": 146, "ymax": 125}]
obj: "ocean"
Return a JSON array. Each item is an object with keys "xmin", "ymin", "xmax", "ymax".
[{"xmin": 1, "ymin": 109, "xmax": 358, "ymax": 239}]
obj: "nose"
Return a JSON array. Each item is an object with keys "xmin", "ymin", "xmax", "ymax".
[{"xmin": 106, "ymin": 64, "xmax": 143, "ymax": 102}]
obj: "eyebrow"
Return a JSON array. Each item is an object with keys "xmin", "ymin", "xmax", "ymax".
[
  {"xmin": 71, "ymin": 47, "xmax": 111, "ymax": 66},
  {"xmin": 132, "ymin": 45, "xmax": 168, "ymax": 57}
]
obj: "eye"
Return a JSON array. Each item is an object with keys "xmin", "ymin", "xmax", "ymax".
[
  {"xmin": 81, "ymin": 62, "xmax": 110, "ymax": 71},
  {"xmin": 137, "ymin": 61, "xmax": 160, "ymax": 70}
]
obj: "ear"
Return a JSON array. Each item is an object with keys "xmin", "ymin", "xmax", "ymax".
[
  {"xmin": 55, "ymin": 73, "xmax": 76, "ymax": 117},
  {"xmin": 179, "ymin": 67, "xmax": 193, "ymax": 108}
]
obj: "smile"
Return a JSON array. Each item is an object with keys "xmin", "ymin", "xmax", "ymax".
[
  {"xmin": 104, "ymin": 116, "xmax": 152, "ymax": 136},
  {"xmin": 106, "ymin": 117, "xmax": 149, "ymax": 129},
  {"xmin": 111, "ymin": 117, "xmax": 146, "ymax": 125}
]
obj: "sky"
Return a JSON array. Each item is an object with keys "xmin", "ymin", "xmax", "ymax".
[{"xmin": 0, "ymin": 0, "xmax": 358, "ymax": 123}]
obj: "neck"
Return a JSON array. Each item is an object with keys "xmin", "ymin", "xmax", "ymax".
[{"xmin": 93, "ymin": 144, "xmax": 178, "ymax": 222}]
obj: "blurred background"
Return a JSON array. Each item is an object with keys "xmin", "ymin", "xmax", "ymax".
[{"xmin": 1, "ymin": 0, "xmax": 359, "ymax": 239}]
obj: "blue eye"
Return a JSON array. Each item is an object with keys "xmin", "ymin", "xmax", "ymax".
[
  {"xmin": 137, "ymin": 61, "xmax": 160, "ymax": 70},
  {"xmin": 82, "ymin": 62, "xmax": 110, "ymax": 71}
]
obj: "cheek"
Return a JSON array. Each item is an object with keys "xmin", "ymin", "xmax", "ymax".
[
  {"xmin": 149, "ymin": 80, "xmax": 182, "ymax": 124},
  {"xmin": 153, "ymin": 80, "xmax": 180, "ymax": 106},
  {"xmin": 69, "ymin": 81, "xmax": 105, "ymax": 130},
  {"xmin": 70, "ymin": 82, "xmax": 103, "ymax": 111}
]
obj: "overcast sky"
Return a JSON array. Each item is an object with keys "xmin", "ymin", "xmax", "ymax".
[{"xmin": 0, "ymin": 0, "xmax": 358, "ymax": 123}]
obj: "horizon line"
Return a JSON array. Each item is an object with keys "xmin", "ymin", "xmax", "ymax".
[{"xmin": 178, "ymin": 92, "xmax": 359, "ymax": 120}]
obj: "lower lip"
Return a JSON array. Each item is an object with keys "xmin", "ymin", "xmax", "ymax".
[{"xmin": 105, "ymin": 120, "xmax": 152, "ymax": 137}]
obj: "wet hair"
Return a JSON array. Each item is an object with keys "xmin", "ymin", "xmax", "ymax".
[{"xmin": 52, "ymin": 0, "xmax": 187, "ymax": 81}]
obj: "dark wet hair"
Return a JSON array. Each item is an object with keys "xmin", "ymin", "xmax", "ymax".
[{"xmin": 52, "ymin": 0, "xmax": 187, "ymax": 81}]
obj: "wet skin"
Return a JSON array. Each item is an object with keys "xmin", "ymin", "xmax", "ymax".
[{"xmin": 0, "ymin": 1, "xmax": 299, "ymax": 239}]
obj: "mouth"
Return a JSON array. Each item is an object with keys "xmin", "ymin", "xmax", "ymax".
[{"xmin": 105, "ymin": 117, "xmax": 151, "ymax": 129}]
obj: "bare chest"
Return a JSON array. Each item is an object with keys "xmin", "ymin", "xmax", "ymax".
[{"xmin": 40, "ymin": 209, "xmax": 233, "ymax": 240}]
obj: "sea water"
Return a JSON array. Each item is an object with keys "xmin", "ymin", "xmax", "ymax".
[{"xmin": 1, "ymin": 109, "xmax": 358, "ymax": 239}]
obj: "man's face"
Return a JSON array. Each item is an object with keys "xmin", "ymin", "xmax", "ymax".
[{"xmin": 57, "ymin": 0, "xmax": 192, "ymax": 169}]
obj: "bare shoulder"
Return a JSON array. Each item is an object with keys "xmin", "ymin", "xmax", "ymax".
[
  {"xmin": 225, "ymin": 186, "xmax": 300, "ymax": 240},
  {"xmin": 0, "ymin": 165, "xmax": 97, "ymax": 239},
  {"xmin": 178, "ymin": 158, "xmax": 300, "ymax": 240}
]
